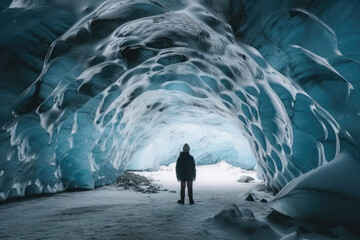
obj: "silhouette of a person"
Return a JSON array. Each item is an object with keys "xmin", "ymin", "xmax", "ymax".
[{"xmin": 176, "ymin": 143, "xmax": 196, "ymax": 204}]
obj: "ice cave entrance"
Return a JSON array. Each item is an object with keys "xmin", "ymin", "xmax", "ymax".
[{"xmin": 126, "ymin": 123, "xmax": 257, "ymax": 173}]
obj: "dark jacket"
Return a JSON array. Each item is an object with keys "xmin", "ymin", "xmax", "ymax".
[{"xmin": 176, "ymin": 152, "xmax": 196, "ymax": 181}]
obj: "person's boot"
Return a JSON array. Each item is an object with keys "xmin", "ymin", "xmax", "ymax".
[
  {"xmin": 188, "ymin": 188, "xmax": 195, "ymax": 205},
  {"xmin": 178, "ymin": 188, "xmax": 185, "ymax": 204}
]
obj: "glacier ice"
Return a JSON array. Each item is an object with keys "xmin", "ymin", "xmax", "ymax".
[
  {"xmin": 0, "ymin": 0, "xmax": 359, "ymax": 229},
  {"xmin": 212, "ymin": 203, "xmax": 279, "ymax": 239},
  {"xmin": 270, "ymin": 152, "xmax": 360, "ymax": 229}
]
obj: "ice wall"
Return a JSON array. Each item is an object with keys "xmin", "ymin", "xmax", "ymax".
[
  {"xmin": 0, "ymin": 1, "xmax": 359, "ymax": 228},
  {"xmin": 231, "ymin": 0, "xmax": 360, "ymax": 228}
]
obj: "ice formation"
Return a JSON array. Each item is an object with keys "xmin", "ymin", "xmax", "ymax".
[
  {"xmin": 213, "ymin": 203, "xmax": 279, "ymax": 239},
  {"xmin": 0, "ymin": 0, "xmax": 359, "ymax": 229}
]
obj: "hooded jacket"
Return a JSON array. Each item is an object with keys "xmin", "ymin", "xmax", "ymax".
[{"xmin": 176, "ymin": 152, "xmax": 196, "ymax": 181}]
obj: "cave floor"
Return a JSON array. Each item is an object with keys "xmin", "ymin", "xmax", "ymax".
[{"xmin": 0, "ymin": 162, "xmax": 357, "ymax": 240}]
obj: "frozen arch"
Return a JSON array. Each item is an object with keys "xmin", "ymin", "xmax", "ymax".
[{"xmin": 0, "ymin": 0, "xmax": 360, "ymax": 229}]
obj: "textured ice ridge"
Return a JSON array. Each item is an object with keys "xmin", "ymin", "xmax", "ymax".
[{"xmin": 0, "ymin": 0, "xmax": 359, "ymax": 224}]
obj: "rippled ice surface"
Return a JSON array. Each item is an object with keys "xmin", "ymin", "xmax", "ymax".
[{"xmin": 0, "ymin": 0, "xmax": 360, "ymax": 231}]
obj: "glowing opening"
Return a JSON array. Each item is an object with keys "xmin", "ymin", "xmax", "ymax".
[{"xmin": 126, "ymin": 124, "xmax": 256, "ymax": 171}]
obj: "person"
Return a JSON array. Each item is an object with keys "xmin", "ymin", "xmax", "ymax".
[{"xmin": 176, "ymin": 143, "xmax": 196, "ymax": 205}]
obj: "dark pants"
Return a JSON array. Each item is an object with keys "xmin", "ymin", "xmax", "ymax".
[{"xmin": 180, "ymin": 180, "xmax": 193, "ymax": 201}]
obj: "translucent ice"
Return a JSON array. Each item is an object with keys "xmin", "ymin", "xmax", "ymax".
[{"xmin": 0, "ymin": 1, "xmax": 359, "ymax": 230}]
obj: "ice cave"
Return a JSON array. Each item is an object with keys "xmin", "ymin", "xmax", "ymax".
[{"xmin": 0, "ymin": 0, "xmax": 360, "ymax": 239}]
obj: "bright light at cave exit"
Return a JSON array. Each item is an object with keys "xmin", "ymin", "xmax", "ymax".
[{"xmin": 126, "ymin": 123, "xmax": 257, "ymax": 171}]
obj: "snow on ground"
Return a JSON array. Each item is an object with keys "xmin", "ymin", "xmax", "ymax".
[{"xmin": 0, "ymin": 162, "xmax": 358, "ymax": 240}]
